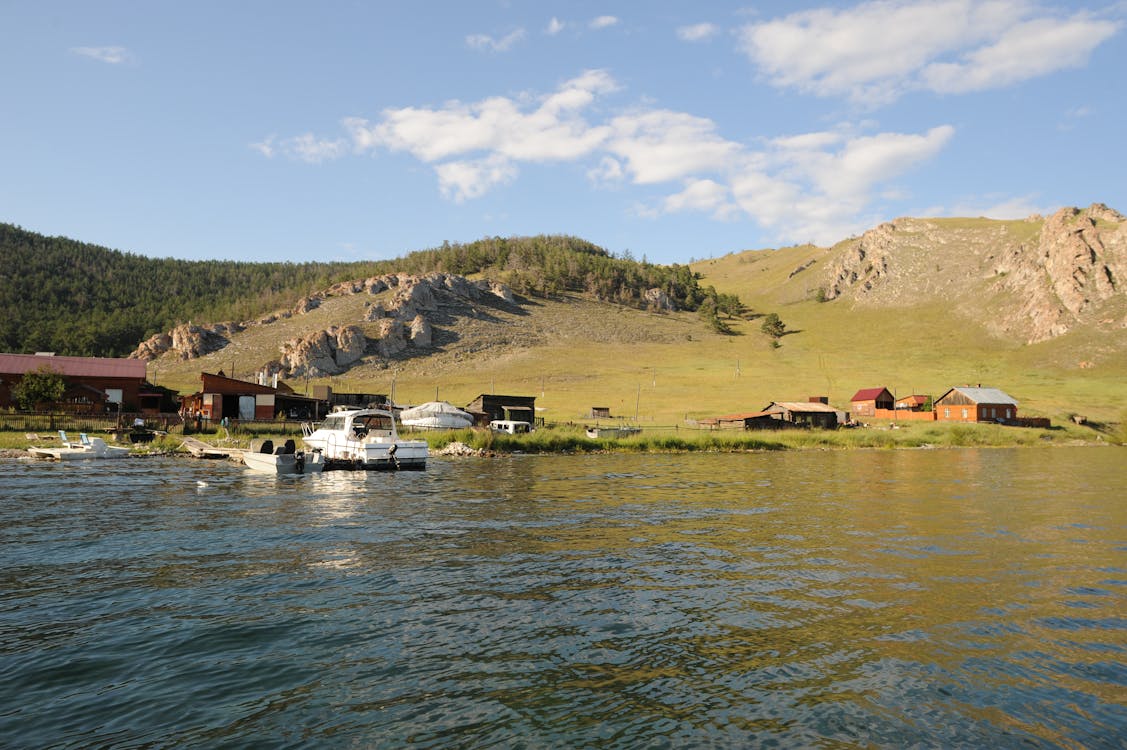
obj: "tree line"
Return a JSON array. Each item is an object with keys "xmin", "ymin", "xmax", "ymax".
[{"xmin": 0, "ymin": 225, "xmax": 743, "ymax": 357}]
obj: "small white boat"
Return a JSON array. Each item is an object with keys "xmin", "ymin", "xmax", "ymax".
[
  {"xmin": 302, "ymin": 408, "xmax": 427, "ymax": 470},
  {"xmin": 28, "ymin": 431, "xmax": 131, "ymax": 461},
  {"xmin": 242, "ymin": 439, "xmax": 324, "ymax": 475}
]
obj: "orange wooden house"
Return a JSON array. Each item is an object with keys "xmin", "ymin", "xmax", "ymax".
[{"xmin": 934, "ymin": 386, "xmax": 1018, "ymax": 423}]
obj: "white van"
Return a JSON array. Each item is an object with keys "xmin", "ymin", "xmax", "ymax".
[{"xmin": 489, "ymin": 420, "xmax": 532, "ymax": 434}]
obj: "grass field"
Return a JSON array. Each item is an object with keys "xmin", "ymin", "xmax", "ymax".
[{"xmin": 137, "ymin": 214, "xmax": 1127, "ymax": 433}]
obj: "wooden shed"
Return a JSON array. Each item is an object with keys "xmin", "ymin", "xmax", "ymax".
[
  {"xmin": 934, "ymin": 386, "xmax": 1018, "ymax": 423},
  {"xmin": 895, "ymin": 394, "xmax": 930, "ymax": 411},
  {"xmin": 182, "ymin": 372, "xmax": 285, "ymax": 421},
  {"xmin": 465, "ymin": 393, "xmax": 537, "ymax": 426},
  {"xmin": 764, "ymin": 401, "xmax": 840, "ymax": 429},
  {"xmin": 850, "ymin": 387, "xmax": 895, "ymax": 417}
]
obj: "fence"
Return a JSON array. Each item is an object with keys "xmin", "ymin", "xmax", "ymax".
[{"xmin": 0, "ymin": 410, "xmax": 183, "ymax": 434}]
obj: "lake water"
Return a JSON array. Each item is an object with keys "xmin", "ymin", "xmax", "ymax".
[{"xmin": 1, "ymin": 447, "xmax": 1125, "ymax": 748}]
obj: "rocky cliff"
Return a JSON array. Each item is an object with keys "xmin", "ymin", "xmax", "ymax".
[
  {"xmin": 131, "ymin": 272, "xmax": 517, "ymax": 377},
  {"xmin": 821, "ymin": 204, "xmax": 1125, "ymax": 343}
]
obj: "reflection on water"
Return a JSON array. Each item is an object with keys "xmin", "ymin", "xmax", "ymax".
[{"xmin": 1, "ymin": 448, "xmax": 1124, "ymax": 748}]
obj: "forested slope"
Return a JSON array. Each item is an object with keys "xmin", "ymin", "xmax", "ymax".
[{"xmin": 0, "ymin": 225, "xmax": 729, "ymax": 357}]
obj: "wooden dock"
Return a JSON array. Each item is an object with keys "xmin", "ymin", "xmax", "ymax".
[{"xmin": 180, "ymin": 436, "xmax": 233, "ymax": 459}]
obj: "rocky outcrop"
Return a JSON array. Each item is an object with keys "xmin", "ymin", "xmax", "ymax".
[
  {"xmin": 643, "ymin": 288, "xmax": 677, "ymax": 311},
  {"xmin": 129, "ymin": 322, "xmax": 241, "ymax": 361},
  {"xmin": 409, "ymin": 314, "xmax": 433, "ymax": 347},
  {"xmin": 279, "ymin": 325, "xmax": 369, "ymax": 377},
  {"xmin": 995, "ymin": 204, "xmax": 1125, "ymax": 342},
  {"xmin": 816, "ymin": 205, "xmax": 1125, "ymax": 342},
  {"xmin": 823, "ymin": 222, "xmax": 893, "ymax": 300},
  {"xmin": 292, "ymin": 296, "xmax": 322, "ymax": 315},
  {"xmin": 373, "ymin": 319, "xmax": 409, "ymax": 357}
]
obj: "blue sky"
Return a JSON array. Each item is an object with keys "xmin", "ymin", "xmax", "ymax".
[{"xmin": 2, "ymin": 1, "xmax": 1124, "ymax": 265}]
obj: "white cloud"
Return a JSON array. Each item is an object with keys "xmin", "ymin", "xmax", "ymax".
[
  {"xmin": 249, "ymin": 134, "xmax": 347, "ymax": 163},
  {"xmin": 677, "ymin": 23, "xmax": 719, "ymax": 42},
  {"xmin": 436, "ymin": 154, "xmax": 518, "ymax": 202},
  {"xmin": 588, "ymin": 156, "xmax": 625, "ymax": 185},
  {"xmin": 738, "ymin": 1, "xmax": 1120, "ymax": 104},
  {"xmin": 346, "ymin": 70, "xmax": 617, "ymax": 163},
  {"xmin": 466, "ymin": 28, "xmax": 527, "ymax": 52},
  {"xmin": 664, "ymin": 179, "xmax": 734, "ymax": 218},
  {"xmin": 250, "ymin": 138, "xmax": 276, "ymax": 158},
  {"xmin": 546, "ymin": 17, "xmax": 565, "ymax": 35},
  {"xmin": 921, "ymin": 16, "xmax": 1119, "ymax": 93},
  {"xmin": 606, "ymin": 110, "xmax": 742, "ymax": 184},
  {"xmin": 590, "ymin": 15, "xmax": 619, "ymax": 30},
  {"xmin": 262, "ymin": 72, "xmax": 956, "ymax": 246},
  {"xmin": 71, "ymin": 46, "xmax": 132, "ymax": 64}
]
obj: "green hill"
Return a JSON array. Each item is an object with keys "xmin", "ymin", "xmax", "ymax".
[{"xmin": 4, "ymin": 204, "xmax": 1125, "ymax": 428}]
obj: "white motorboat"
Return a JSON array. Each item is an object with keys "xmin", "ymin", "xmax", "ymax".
[
  {"xmin": 28, "ymin": 431, "xmax": 131, "ymax": 461},
  {"xmin": 301, "ymin": 408, "xmax": 428, "ymax": 470},
  {"xmin": 241, "ymin": 439, "xmax": 325, "ymax": 475}
]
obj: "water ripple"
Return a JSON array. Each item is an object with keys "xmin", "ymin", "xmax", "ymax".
[{"xmin": 1, "ymin": 448, "xmax": 1124, "ymax": 748}]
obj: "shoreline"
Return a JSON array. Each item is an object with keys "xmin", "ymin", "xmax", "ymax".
[{"xmin": 2, "ymin": 437, "xmax": 1116, "ymax": 462}]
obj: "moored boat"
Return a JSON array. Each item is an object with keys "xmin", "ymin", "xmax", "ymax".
[
  {"xmin": 28, "ymin": 432, "xmax": 131, "ymax": 461},
  {"xmin": 241, "ymin": 439, "xmax": 324, "ymax": 475},
  {"xmin": 302, "ymin": 408, "xmax": 427, "ymax": 470}
]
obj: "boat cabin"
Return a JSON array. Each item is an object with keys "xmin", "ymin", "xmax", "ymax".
[{"xmin": 320, "ymin": 410, "xmax": 397, "ymax": 440}]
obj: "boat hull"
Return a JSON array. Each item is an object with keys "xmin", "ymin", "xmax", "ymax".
[
  {"xmin": 242, "ymin": 450, "xmax": 324, "ymax": 475},
  {"xmin": 27, "ymin": 437, "xmax": 130, "ymax": 461},
  {"xmin": 302, "ymin": 408, "xmax": 429, "ymax": 471}
]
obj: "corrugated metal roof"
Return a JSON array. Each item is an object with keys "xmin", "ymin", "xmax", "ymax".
[
  {"xmin": 947, "ymin": 386, "xmax": 1018, "ymax": 405},
  {"xmin": 768, "ymin": 401, "xmax": 839, "ymax": 413},
  {"xmin": 0, "ymin": 353, "xmax": 146, "ymax": 379}
]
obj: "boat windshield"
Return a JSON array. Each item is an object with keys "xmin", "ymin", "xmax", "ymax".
[
  {"xmin": 353, "ymin": 413, "xmax": 394, "ymax": 436},
  {"xmin": 320, "ymin": 415, "xmax": 347, "ymax": 431}
]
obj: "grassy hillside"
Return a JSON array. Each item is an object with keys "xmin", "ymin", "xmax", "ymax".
[
  {"xmin": 690, "ymin": 230, "xmax": 1127, "ymax": 426},
  {"xmin": 12, "ymin": 211, "xmax": 1126, "ymax": 429}
]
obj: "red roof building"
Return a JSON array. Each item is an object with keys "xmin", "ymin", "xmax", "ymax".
[
  {"xmin": 850, "ymin": 387, "xmax": 895, "ymax": 417},
  {"xmin": 0, "ymin": 353, "xmax": 148, "ymax": 411}
]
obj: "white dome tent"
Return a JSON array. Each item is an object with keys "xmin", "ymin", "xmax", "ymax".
[{"xmin": 398, "ymin": 401, "xmax": 475, "ymax": 430}]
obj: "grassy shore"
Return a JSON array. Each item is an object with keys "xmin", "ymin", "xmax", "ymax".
[
  {"xmin": 421, "ymin": 420, "xmax": 1118, "ymax": 454},
  {"xmin": 2, "ymin": 419, "xmax": 1120, "ymax": 457}
]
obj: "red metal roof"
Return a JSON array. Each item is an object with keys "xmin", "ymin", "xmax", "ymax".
[
  {"xmin": 0, "ymin": 353, "xmax": 146, "ymax": 379},
  {"xmin": 851, "ymin": 387, "xmax": 892, "ymax": 402}
]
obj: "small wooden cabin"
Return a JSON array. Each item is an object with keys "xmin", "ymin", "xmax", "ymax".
[
  {"xmin": 465, "ymin": 393, "xmax": 537, "ymax": 427},
  {"xmin": 850, "ymin": 387, "xmax": 895, "ymax": 417},
  {"xmin": 764, "ymin": 401, "xmax": 840, "ymax": 429},
  {"xmin": 934, "ymin": 386, "xmax": 1018, "ymax": 423},
  {"xmin": 895, "ymin": 394, "xmax": 930, "ymax": 411}
]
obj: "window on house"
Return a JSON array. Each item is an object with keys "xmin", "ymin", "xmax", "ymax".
[{"xmin": 962, "ymin": 408, "xmax": 968, "ymax": 419}]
